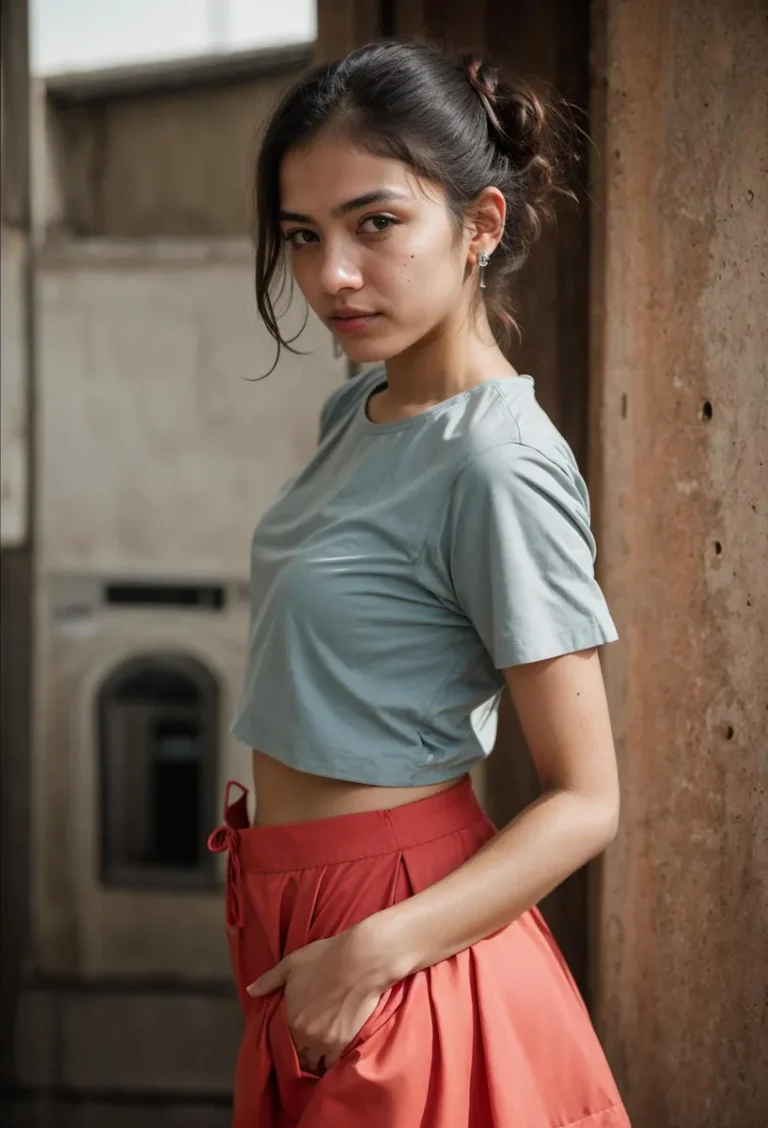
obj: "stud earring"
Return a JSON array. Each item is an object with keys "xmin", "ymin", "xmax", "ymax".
[{"xmin": 477, "ymin": 249, "xmax": 491, "ymax": 289}]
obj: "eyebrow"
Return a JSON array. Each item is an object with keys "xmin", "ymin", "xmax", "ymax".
[{"xmin": 279, "ymin": 190, "xmax": 411, "ymax": 224}]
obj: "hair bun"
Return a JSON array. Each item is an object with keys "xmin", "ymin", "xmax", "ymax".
[
  {"xmin": 464, "ymin": 56, "xmax": 499, "ymax": 102},
  {"xmin": 505, "ymin": 82, "xmax": 547, "ymax": 166},
  {"xmin": 463, "ymin": 54, "xmax": 551, "ymax": 181}
]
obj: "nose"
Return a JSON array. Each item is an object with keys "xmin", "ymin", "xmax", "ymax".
[{"xmin": 318, "ymin": 239, "xmax": 363, "ymax": 295}]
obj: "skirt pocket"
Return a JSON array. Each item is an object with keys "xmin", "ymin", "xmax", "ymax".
[
  {"xmin": 338, "ymin": 980, "xmax": 405, "ymax": 1062},
  {"xmin": 269, "ymin": 980, "xmax": 408, "ymax": 1120}
]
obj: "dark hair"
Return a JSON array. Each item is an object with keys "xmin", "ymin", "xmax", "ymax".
[{"xmin": 254, "ymin": 38, "xmax": 575, "ymax": 371}]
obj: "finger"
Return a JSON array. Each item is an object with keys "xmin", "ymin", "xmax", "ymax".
[{"xmin": 246, "ymin": 961, "xmax": 287, "ymax": 997}]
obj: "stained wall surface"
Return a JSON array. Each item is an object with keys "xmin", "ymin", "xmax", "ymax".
[
  {"xmin": 590, "ymin": 1, "xmax": 768, "ymax": 1123},
  {"xmin": 43, "ymin": 46, "xmax": 312, "ymax": 238},
  {"xmin": 32, "ymin": 246, "xmax": 345, "ymax": 978}
]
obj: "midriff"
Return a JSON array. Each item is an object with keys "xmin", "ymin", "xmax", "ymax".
[{"xmin": 251, "ymin": 748, "xmax": 467, "ymax": 826}]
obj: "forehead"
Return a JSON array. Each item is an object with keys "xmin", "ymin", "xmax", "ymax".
[{"xmin": 279, "ymin": 135, "xmax": 435, "ymax": 213}]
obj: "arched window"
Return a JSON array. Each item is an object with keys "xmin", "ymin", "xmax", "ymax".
[{"xmin": 98, "ymin": 655, "xmax": 218, "ymax": 888}]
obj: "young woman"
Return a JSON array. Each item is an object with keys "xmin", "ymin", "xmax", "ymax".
[{"xmin": 208, "ymin": 38, "xmax": 630, "ymax": 1127}]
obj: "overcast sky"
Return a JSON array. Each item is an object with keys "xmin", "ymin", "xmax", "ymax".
[{"xmin": 31, "ymin": 0, "xmax": 316, "ymax": 74}]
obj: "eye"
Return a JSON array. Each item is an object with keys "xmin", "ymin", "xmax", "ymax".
[
  {"xmin": 359, "ymin": 214, "xmax": 399, "ymax": 235},
  {"xmin": 283, "ymin": 228, "xmax": 318, "ymax": 247}
]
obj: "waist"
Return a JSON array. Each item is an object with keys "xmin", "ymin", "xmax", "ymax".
[
  {"xmin": 228, "ymin": 771, "xmax": 486, "ymax": 872},
  {"xmin": 250, "ymin": 747, "xmax": 466, "ymax": 825}
]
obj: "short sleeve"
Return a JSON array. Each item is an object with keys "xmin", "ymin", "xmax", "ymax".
[{"xmin": 446, "ymin": 442, "xmax": 618, "ymax": 668}]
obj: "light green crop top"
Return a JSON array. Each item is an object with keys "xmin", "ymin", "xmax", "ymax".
[{"xmin": 231, "ymin": 367, "xmax": 618, "ymax": 785}]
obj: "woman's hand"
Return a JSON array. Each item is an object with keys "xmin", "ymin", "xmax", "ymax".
[{"xmin": 246, "ymin": 924, "xmax": 395, "ymax": 1074}]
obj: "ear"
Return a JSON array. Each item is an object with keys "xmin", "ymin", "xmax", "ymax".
[{"xmin": 467, "ymin": 186, "xmax": 506, "ymax": 265}]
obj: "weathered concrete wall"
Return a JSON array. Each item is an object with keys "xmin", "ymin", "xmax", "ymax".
[
  {"xmin": 36, "ymin": 244, "xmax": 340, "ymax": 576},
  {"xmin": 9, "ymin": 29, "xmax": 349, "ymax": 1128},
  {"xmin": 32, "ymin": 244, "xmax": 346, "ymax": 978},
  {"xmin": 44, "ymin": 52, "xmax": 311, "ymax": 238},
  {"xmin": 590, "ymin": 1, "xmax": 768, "ymax": 1124},
  {"xmin": 33, "ymin": 593, "xmax": 252, "ymax": 979}
]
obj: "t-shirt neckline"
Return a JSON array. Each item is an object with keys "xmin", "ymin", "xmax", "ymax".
[{"xmin": 357, "ymin": 371, "xmax": 535, "ymax": 434}]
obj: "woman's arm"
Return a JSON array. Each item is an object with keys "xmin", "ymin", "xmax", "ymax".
[{"xmin": 355, "ymin": 646, "xmax": 620, "ymax": 989}]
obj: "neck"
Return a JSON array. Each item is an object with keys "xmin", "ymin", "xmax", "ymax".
[{"xmin": 382, "ymin": 306, "xmax": 512, "ymax": 410}]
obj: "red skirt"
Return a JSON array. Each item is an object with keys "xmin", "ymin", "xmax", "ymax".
[{"xmin": 208, "ymin": 775, "xmax": 630, "ymax": 1127}]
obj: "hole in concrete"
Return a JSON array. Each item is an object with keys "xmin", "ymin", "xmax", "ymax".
[
  {"xmin": 726, "ymin": 725, "xmax": 735, "ymax": 740},
  {"xmin": 714, "ymin": 541, "xmax": 722, "ymax": 555},
  {"xmin": 621, "ymin": 394, "xmax": 628, "ymax": 419},
  {"xmin": 702, "ymin": 400, "xmax": 713, "ymax": 420}
]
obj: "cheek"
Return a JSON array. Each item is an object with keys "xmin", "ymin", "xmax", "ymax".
[{"xmin": 388, "ymin": 248, "xmax": 461, "ymax": 307}]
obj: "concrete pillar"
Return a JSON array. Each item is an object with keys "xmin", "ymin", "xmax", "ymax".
[{"xmin": 590, "ymin": 1, "xmax": 768, "ymax": 1124}]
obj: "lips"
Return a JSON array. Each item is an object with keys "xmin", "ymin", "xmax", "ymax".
[{"xmin": 329, "ymin": 311, "xmax": 381, "ymax": 335}]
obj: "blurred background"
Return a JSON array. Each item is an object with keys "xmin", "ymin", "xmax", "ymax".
[{"xmin": 1, "ymin": 1, "xmax": 765, "ymax": 1126}]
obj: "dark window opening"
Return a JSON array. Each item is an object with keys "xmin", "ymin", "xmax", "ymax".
[
  {"xmin": 98, "ymin": 655, "xmax": 218, "ymax": 888},
  {"xmin": 152, "ymin": 719, "xmax": 202, "ymax": 868},
  {"xmin": 104, "ymin": 582, "xmax": 225, "ymax": 609}
]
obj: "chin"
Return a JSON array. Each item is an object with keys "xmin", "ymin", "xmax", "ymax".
[
  {"xmin": 339, "ymin": 341, "xmax": 386, "ymax": 364},
  {"xmin": 337, "ymin": 327, "xmax": 413, "ymax": 365}
]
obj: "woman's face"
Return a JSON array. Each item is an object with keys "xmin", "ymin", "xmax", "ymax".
[{"xmin": 278, "ymin": 133, "xmax": 473, "ymax": 363}]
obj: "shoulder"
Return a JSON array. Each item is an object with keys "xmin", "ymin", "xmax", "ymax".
[
  {"xmin": 443, "ymin": 433, "xmax": 597, "ymax": 574},
  {"xmin": 491, "ymin": 378, "xmax": 581, "ymax": 475},
  {"xmin": 318, "ymin": 365, "xmax": 385, "ymax": 441},
  {"xmin": 458, "ymin": 381, "xmax": 586, "ymax": 505},
  {"xmin": 460, "ymin": 438, "xmax": 579, "ymax": 491},
  {"xmin": 444, "ymin": 377, "xmax": 575, "ymax": 473},
  {"xmin": 451, "ymin": 393, "xmax": 592, "ymax": 531}
]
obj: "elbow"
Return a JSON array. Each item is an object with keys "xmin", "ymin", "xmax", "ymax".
[
  {"xmin": 566, "ymin": 787, "xmax": 619, "ymax": 854},
  {"xmin": 596, "ymin": 795, "xmax": 620, "ymax": 849},
  {"xmin": 602, "ymin": 813, "xmax": 619, "ymax": 849},
  {"xmin": 545, "ymin": 783, "xmax": 621, "ymax": 855}
]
